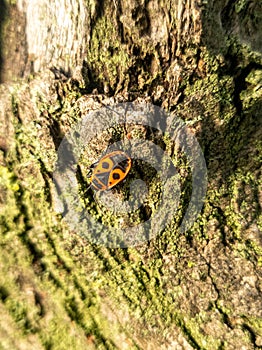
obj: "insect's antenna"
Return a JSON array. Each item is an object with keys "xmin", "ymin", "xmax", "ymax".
[
  {"xmin": 100, "ymin": 102, "xmax": 132, "ymax": 152},
  {"xmin": 123, "ymin": 103, "xmax": 128, "ymax": 133},
  {"xmin": 101, "ymin": 101, "xmax": 122, "ymax": 118},
  {"xmin": 122, "ymin": 103, "xmax": 132, "ymax": 154},
  {"xmin": 100, "ymin": 101, "xmax": 128, "ymax": 126},
  {"xmin": 100, "ymin": 101, "xmax": 123, "ymax": 136}
]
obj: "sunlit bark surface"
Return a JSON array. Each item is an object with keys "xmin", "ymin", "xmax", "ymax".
[{"xmin": 0, "ymin": 0, "xmax": 261, "ymax": 349}]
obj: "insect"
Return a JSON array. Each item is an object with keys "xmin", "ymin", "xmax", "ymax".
[
  {"xmin": 88, "ymin": 150, "xmax": 132, "ymax": 191},
  {"xmin": 84, "ymin": 103, "xmax": 134, "ymax": 192}
]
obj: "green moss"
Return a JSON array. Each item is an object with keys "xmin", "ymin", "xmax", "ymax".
[
  {"xmin": 240, "ymin": 69, "xmax": 262, "ymax": 109},
  {"xmin": 86, "ymin": 15, "xmax": 131, "ymax": 91}
]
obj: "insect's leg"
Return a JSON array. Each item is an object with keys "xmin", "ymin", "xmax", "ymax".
[
  {"xmin": 76, "ymin": 165, "xmax": 93, "ymax": 197},
  {"xmin": 86, "ymin": 168, "xmax": 93, "ymax": 178},
  {"xmin": 83, "ymin": 183, "xmax": 92, "ymax": 195}
]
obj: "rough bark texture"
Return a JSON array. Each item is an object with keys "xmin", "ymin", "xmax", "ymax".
[{"xmin": 0, "ymin": 0, "xmax": 261, "ymax": 349}]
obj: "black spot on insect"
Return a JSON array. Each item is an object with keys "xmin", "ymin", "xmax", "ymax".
[
  {"xmin": 113, "ymin": 173, "xmax": 120, "ymax": 180},
  {"xmin": 102, "ymin": 161, "xmax": 110, "ymax": 169}
]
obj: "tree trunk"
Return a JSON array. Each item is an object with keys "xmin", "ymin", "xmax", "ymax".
[{"xmin": 0, "ymin": 0, "xmax": 261, "ymax": 349}]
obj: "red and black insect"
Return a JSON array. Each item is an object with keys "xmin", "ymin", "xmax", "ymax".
[{"xmin": 89, "ymin": 150, "xmax": 132, "ymax": 191}]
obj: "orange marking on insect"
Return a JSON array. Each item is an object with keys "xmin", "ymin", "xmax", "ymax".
[{"xmin": 89, "ymin": 150, "xmax": 131, "ymax": 191}]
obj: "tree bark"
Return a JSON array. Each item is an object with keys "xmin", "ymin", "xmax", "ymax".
[{"xmin": 0, "ymin": 0, "xmax": 261, "ymax": 349}]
